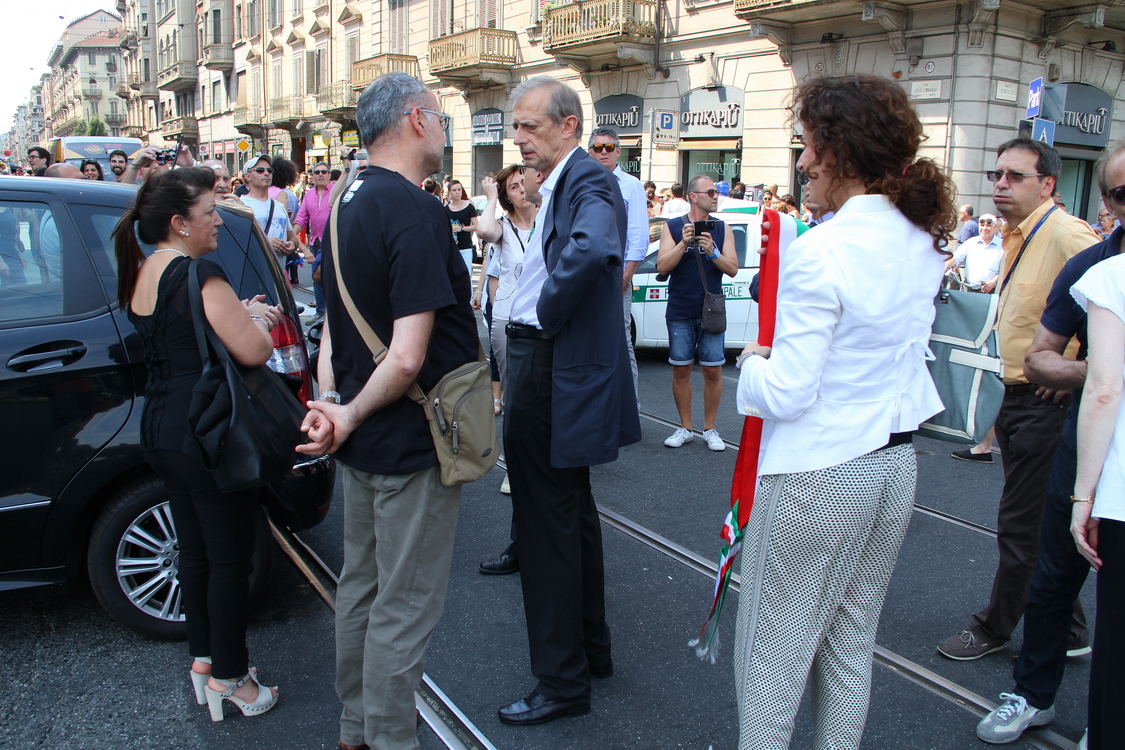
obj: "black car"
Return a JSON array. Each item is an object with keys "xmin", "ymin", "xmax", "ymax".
[{"xmin": 0, "ymin": 175, "xmax": 334, "ymax": 638}]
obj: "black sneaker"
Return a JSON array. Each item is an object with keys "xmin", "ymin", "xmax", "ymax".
[{"xmin": 952, "ymin": 449, "xmax": 993, "ymax": 463}]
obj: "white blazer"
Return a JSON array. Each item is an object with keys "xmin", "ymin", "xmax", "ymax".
[{"xmin": 737, "ymin": 194, "xmax": 946, "ymax": 475}]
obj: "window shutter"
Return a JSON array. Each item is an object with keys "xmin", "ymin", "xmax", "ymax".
[
  {"xmin": 306, "ymin": 51, "xmax": 316, "ymax": 96},
  {"xmin": 431, "ymin": 0, "xmax": 450, "ymax": 38},
  {"xmin": 478, "ymin": 0, "xmax": 497, "ymax": 29},
  {"xmin": 346, "ymin": 35, "xmax": 358, "ymax": 68}
]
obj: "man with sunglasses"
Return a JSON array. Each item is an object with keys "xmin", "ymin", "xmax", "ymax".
[
  {"xmin": 974, "ymin": 138, "xmax": 1125, "ymax": 748},
  {"xmin": 241, "ymin": 153, "xmax": 303, "ymax": 273},
  {"xmin": 947, "ymin": 213, "xmax": 1003, "ymax": 293},
  {"xmin": 588, "ymin": 127, "xmax": 647, "ymax": 406},
  {"xmin": 295, "ymin": 163, "xmax": 335, "ymax": 309},
  {"xmin": 939, "ymin": 137, "xmax": 1100, "ymax": 664},
  {"xmin": 656, "ymin": 176, "xmax": 738, "ymax": 452}
]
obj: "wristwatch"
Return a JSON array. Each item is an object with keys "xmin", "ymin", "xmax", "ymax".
[
  {"xmin": 735, "ymin": 351, "xmax": 760, "ymax": 369},
  {"xmin": 320, "ymin": 391, "xmax": 341, "ymax": 404}
]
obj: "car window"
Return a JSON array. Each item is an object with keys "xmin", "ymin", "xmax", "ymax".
[
  {"xmin": 69, "ymin": 203, "xmax": 158, "ymax": 306},
  {"xmin": 0, "ymin": 202, "xmax": 67, "ymax": 322},
  {"xmin": 732, "ymin": 223, "xmax": 751, "ymax": 268}
]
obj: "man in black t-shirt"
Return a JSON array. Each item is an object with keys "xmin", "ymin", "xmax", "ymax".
[
  {"xmin": 974, "ymin": 140, "xmax": 1125, "ymax": 746},
  {"xmin": 298, "ymin": 72, "xmax": 475, "ymax": 750}
]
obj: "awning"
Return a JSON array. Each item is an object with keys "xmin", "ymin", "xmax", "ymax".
[
  {"xmin": 619, "ymin": 137, "xmax": 641, "ymax": 148},
  {"xmin": 676, "ymin": 139, "xmax": 742, "ymax": 151}
]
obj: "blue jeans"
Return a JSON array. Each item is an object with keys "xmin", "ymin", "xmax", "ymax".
[
  {"xmin": 1012, "ymin": 419, "xmax": 1091, "ymax": 709},
  {"xmin": 667, "ymin": 317, "xmax": 725, "ymax": 367}
]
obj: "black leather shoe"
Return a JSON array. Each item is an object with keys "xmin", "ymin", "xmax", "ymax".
[
  {"xmin": 589, "ymin": 660, "xmax": 613, "ymax": 679},
  {"xmin": 478, "ymin": 543, "xmax": 519, "ymax": 575},
  {"xmin": 497, "ymin": 691, "xmax": 590, "ymax": 725}
]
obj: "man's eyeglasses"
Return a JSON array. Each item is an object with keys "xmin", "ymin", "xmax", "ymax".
[
  {"xmin": 404, "ymin": 108, "xmax": 452, "ymax": 132},
  {"xmin": 312, "ymin": 170, "xmax": 330, "ymax": 175},
  {"xmin": 251, "ymin": 167, "xmax": 274, "ymax": 174},
  {"xmin": 979, "ymin": 219, "xmax": 994, "ymax": 225},
  {"xmin": 590, "ymin": 144, "xmax": 618, "ymax": 153},
  {"xmin": 692, "ymin": 189, "xmax": 719, "ymax": 198},
  {"xmin": 1106, "ymin": 184, "xmax": 1125, "ymax": 206},
  {"xmin": 984, "ymin": 170, "xmax": 1046, "ymax": 184}
]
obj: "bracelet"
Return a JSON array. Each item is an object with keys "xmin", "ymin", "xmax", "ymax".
[
  {"xmin": 1071, "ymin": 494, "xmax": 1095, "ymax": 504},
  {"xmin": 735, "ymin": 351, "xmax": 760, "ymax": 369},
  {"xmin": 320, "ymin": 390, "xmax": 341, "ymax": 404},
  {"xmin": 249, "ymin": 314, "xmax": 271, "ymax": 330}
]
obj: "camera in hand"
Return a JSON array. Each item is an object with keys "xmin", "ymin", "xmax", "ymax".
[
  {"xmin": 154, "ymin": 148, "xmax": 179, "ymax": 165},
  {"xmin": 693, "ymin": 220, "xmax": 717, "ymax": 236}
]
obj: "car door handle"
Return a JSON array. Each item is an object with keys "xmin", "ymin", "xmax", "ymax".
[{"xmin": 7, "ymin": 344, "xmax": 88, "ymax": 372}]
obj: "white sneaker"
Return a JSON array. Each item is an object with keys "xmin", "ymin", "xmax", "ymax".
[
  {"xmin": 500, "ymin": 472, "xmax": 511, "ymax": 495},
  {"xmin": 703, "ymin": 428, "xmax": 725, "ymax": 451},
  {"xmin": 976, "ymin": 693, "xmax": 1055, "ymax": 744},
  {"xmin": 664, "ymin": 428, "xmax": 693, "ymax": 447}
]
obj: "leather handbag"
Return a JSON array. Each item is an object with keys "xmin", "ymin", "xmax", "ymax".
[
  {"xmin": 918, "ymin": 288, "xmax": 1004, "ymax": 445},
  {"xmin": 329, "ymin": 196, "xmax": 499, "ymax": 486},
  {"xmin": 692, "ymin": 235, "xmax": 727, "ymax": 334},
  {"xmin": 183, "ymin": 260, "xmax": 306, "ymax": 492}
]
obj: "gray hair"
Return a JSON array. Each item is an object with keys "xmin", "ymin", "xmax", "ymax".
[
  {"xmin": 1095, "ymin": 139, "xmax": 1125, "ymax": 195},
  {"xmin": 588, "ymin": 127, "xmax": 619, "ymax": 148},
  {"xmin": 511, "ymin": 76, "xmax": 584, "ymax": 140},
  {"xmin": 356, "ymin": 72, "xmax": 430, "ymax": 148}
]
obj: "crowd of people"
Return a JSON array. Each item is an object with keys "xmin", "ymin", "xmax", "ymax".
[{"xmin": 17, "ymin": 67, "xmax": 1113, "ymax": 750}]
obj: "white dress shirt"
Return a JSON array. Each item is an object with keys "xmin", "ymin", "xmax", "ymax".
[
  {"xmin": 952, "ymin": 234, "xmax": 1003, "ymax": 286},
  {"xmin": 508, "ymin": 147, "xmax": 581, "ymax": 328},
  {"xmin": 661, "ymin": 197, "xmax": 690, "ymax": 217},
  {"xmin": 737, "ymin": 194, "xmax": 946, "ymax": 475},
  {"xmin": 614, "ymin": 166, "xmax": 649, "ymax": 263}
]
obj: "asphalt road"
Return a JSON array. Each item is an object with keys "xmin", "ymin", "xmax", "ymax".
[{"xmin": 0, "ymin": 276, "xmax": 1094, "ymax": 750}]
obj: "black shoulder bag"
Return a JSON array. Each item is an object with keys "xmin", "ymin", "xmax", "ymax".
[
  {"xmin": 688, "ymin": 217, "xmax": 727, "ymax": 334},
  {"xmin": 183, "ymin": 259, "xmax": 307, "ymax": 492}
]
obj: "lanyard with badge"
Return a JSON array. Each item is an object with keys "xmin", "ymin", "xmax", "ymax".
[{"xmin": 999, "ymin": 204, "xmax": 1057, "ymax": 295}]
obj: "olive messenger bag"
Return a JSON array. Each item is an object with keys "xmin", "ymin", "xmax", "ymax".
[{"xmin": 328, "ymin": 193, "xmax": 498, "ymax": 486}]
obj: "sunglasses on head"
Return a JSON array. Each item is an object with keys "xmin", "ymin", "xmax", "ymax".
[
  {"xmin": 1106, "ymin": 185, "xmax": 1125, "ymax": 206},
  {"xmin": 252, "ymin": 166, "xmax": 273, "ymax": 174},
  {"xmin": 590, "ymin": 144, "xmax": 618, "ymax": 153}
]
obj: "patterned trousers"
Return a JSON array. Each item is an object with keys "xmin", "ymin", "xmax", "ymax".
[{"xmin": 734, "ymin": 443, "xmax": 917, "ymax": 750}]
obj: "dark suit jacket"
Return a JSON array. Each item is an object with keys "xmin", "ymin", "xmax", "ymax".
[{"xmin": 537, "ymin": 148, "xmax": 642, "ymax": 468}]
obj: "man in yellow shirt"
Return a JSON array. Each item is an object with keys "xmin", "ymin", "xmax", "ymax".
[{"xmin": 939, "ymin": 137, "xmax": 1100, "ymax": 661}]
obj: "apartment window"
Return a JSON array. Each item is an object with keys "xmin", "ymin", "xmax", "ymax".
[
  {"xmin": 212, "ymin": 9, "xmax": 222, "ymax": 43},
  {"xmin": 293, "ymin": 0, "xmax": 302, "ymax": 14},
  {"xmin": 306, "ymin": 47, "xmax": 324, "ymax": 95},
  {"xmin": 346, "ymin": 34, "xmax": 359, "ymax": 69},
  {"xmin": 272, "ymin": 61, "xmax": 282, "ymax": 97},
  {"xmin": 389, "ymin": 0, "xmax": 407, "ymax": 55},
  {"xmin": 478, "ymin": 0, "xmax": 498, "ymax": 29},
  {"xmin": 431, "ymin": 0, "xmax": 451, "ymax": 38},
  {"xmin": 110, "ymin": 99, "xmax": 118, "ymax": 114},
  {"xmin": 236, "ymin": 70, "xmax": 247, "ymax": 104},
  {"xmin": 268, "ymin": 0, "xmax": 283, "ymax": 29},
  {"xmin": 292, "ymin": 54, "xmax": 304, "ymax": 95},
  {"xmin": 248, "ymin": 0, "xmax": 260, "ymax": 37},
  {"xmin": 89, "ymin": 52, "xmax": 97, "ymax": 65},
  {"xmin": 212, "ymin": 81, "xmax": 222, "ymax": 111},
  {"xmin": 201, "ymin": 86, "xmax": 208, "ymax": 115},
  {"xmin": 235, "ymin": 4, "xmax": 243, "ymax": 39},
  {"xmin": 109, "ymin": 76, "xmax": 116, "ymax": 88},
  {"xmin": 143, "ymin": 58, "xmax": 150, "ymax": 81}
]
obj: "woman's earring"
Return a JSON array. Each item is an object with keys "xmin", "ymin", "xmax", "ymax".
[{"xmin": 180, "ymin": 230, "xmax": 190, "ymax": 237}]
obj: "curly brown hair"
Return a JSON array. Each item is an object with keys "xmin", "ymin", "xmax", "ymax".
[{"xmin": 793, "ymin": 75, "xmax": 956, "ymax": 252}]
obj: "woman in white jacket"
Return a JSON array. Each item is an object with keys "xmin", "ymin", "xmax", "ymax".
[{"xmin": 732, "ymin": 75, "xmax": 957, "ymax": 750}]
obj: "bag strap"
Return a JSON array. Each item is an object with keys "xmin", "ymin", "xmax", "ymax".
[
  {"xmin": 999, "ymin": 204, "xmax": 1057, "ymax": 294},
  {"xmin": 328, "ymin": 191, "xmax": 432, "ymax": 411},
  {"xmin": 265, "ymin": 198, "xmax": 276, "ymax": 237},
  {"xmin": 186, "ymin": 258, "xmax": 236, "ymax": 370},
  {"xmin": 688, "ymin": 217, "xmax": 715, "ymax": 293}
]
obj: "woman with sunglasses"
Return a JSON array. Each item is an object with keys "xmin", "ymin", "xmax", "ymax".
[
  {"xmin": 445, "ymin": 179, "xmax": 479, "ymax": 273},
  {"xmin": 732, "ymin": 75, "xmax": 956, "ymax": 749}
]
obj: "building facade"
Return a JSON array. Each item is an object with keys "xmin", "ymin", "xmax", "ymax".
[{"xmin": 43, "ymin": 10, "xmax": 125, "ymax": 140}]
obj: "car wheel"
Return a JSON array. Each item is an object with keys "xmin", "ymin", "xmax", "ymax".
[{"xmin": 87, "ymin": 476, "xmax": 275, "ymax": 640}]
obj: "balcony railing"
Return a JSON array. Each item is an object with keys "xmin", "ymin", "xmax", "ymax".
[
  {"xmin": 318, "ymin": 81, "xmax": 356, "ymax": 111},
  {"xmin": 128, "ymin": 73, "xmax": 141, "ymax": 89},
  {"xmin": 158, "ymin": 61, "xmax": 198, "ymax": 91},
  {"xmin": 103, "ymin": 112, "xmax": 126, "ymax": 125},
  {"xmin": 161, "ymin": 115, "xmax": 199, "ymax": 138},
  {"xmin": 203, "ymin": 42, "xmax": 235, "ymax": 71},
  {"xmin": 351, "ymin": 54, "xmax": 421, "ymax": 92},
  {"xmin": 543, "ymin": 0, "xmax": 656, "ymax": 53},
  {"xmin": 114, "ymin": 81, "xmax": 129, "ymax": 98},
  {"xmin": 138, "ymin": 81, "xmax": 158, "ymax": 99},
  {"xmin": 124, "ymin": 125, "xmax": 146, "ymax": 138},
  {"xmin": 233, "ymin": 105, "xmax": 259, "ymax": 128},
  {"xmin": 269, "ymin": 95, "xmax": 300, "ymax": 123},
  {"xmin": 429, "ymin": 28, "xmax": 517, "ymax": 76},
  {"xmin": 82, "ymin": 86, "xmax": 102, "ymax": 98}
]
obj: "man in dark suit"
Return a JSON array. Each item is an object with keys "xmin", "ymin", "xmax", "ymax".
[{"xmin": 498, "ymin": 76, "xmax": 641, "ymax": 726}]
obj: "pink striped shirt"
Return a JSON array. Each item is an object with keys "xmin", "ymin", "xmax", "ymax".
[{"xmin": 294, "ymin": 183, "xmax": 335, "ymax": 243}]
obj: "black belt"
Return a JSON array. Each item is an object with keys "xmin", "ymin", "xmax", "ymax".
[
  {"xmin": 1005, "ymin": 383, "xmax": 1039, "ymax": 396},
  {"xmin": 506, "ymin": 322, "xmax": 553, "ymax": 341},
  {"xmin": 875, "ymin": 431, "xmax": 914, "ymax": 453}
]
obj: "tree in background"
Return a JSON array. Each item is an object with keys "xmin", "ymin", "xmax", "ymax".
[
  {"xmin": 87, "ymin": 118, "xmax": 106, "ymax": 136},
  {"xmin": 73, "ymin": 120, "xmax": 88, "ymax": 136}
]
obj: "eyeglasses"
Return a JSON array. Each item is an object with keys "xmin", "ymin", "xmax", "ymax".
[
  {"xmin": 590, "ymin": 144, "xmax": 618, "ymax": 153},
  {"xmin": 692, "ymin": 189, "xmax": 719, "ymax": 198},
  {"xmin": 979, "ymin": 220, "xmax": 994, "ymax": 225},
  {"xmin": 252, "ymin": 166, "xmax": 273, "ymax": 174},
  {"xmin": 404, "ymin": 108, "xmax": 452, "ymax": 132},
  {"xmin": 984, "ymin": 170, "xmax": 1047, "ymax": 183},
  {"xmin": 1106, "ymin": 185, "xmax": 1125, "ymax": 206},
  {"xmin": 312, "ymin": 170, "xmax": 329, "ymax": 175}
]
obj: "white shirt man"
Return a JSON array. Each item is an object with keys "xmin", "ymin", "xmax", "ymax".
[{"xmin": 949, "ymin": 213, "xmax": 1003, "ymax": 291}]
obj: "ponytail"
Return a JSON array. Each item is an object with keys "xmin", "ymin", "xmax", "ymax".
[{"xmin": 112, "ymin": 205, "xmax": 144, "ymax": 308}]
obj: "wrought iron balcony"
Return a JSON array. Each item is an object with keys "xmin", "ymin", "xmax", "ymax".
[
  {"xmin": 543, "ymin": 0, "xmax": 656, "ymax": 57},
  {"xmin": 115, "ymin": 81, "xmax": 130, "ymax": 98},
  {"xmin": 161, "ymin": 115, "xmax": 199, "ymax": 138},
  {"xmin": 103, "ymin": 112, "xmax": 126, "ymax": 125},
  {"xmin": 158, "ymin": 61, "xmax": 198, "ymax": 91},
  {"xmin": 318, "ymin": 81, "xmax": 357, "ymax": 124},
  {"xmin": 203, "ymin": 42, "xmax": 235, "ymax": 71},
  {"xmin": 351, "ymin": 54, "xmax": 421, "ymax": 93},
  {"xmin": 428, "ymin": 28, "xmax": 517, "ymax": 78},
  {"xmin": 82, "ymin": 86, "xmax": 103, "ymax": 99}
]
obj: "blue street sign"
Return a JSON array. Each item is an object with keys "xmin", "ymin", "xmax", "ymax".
[
  {"xmin": 658, "ymin": 111, "xmax": 675, "ymax": 130},
  {"xmin": 1026, "ymin": 78, "xmax": 1043, "ymax": 118},
  {"xmin": 1032, "ymin": 117, "xmax": 1056, "ymax": 146}
]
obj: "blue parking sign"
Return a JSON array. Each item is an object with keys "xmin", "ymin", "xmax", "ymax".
[
  {"xmin": 1026, "ymin": 78, "xmax": 1043, "ymax": 118},
  {"xmin": 658, "ymin": 111, "xmax": 674, "ymax": 130}
]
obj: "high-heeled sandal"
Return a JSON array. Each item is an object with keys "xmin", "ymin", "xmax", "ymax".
[
  {"xmin": 190, "ymin": 657, "xmax": 211, "ymax": 706},
  {"xmin": 205, "ymin": 668, "xmax": 278, "ymax": 722}
]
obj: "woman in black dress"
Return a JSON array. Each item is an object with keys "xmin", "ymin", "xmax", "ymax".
[
  {"xmin": 114, "ymin": 168, "xmax": 283, "ymax": 722},
  {"xmin": 445, "ymin": 179, "xmax": 478, "ymax": 273}
]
